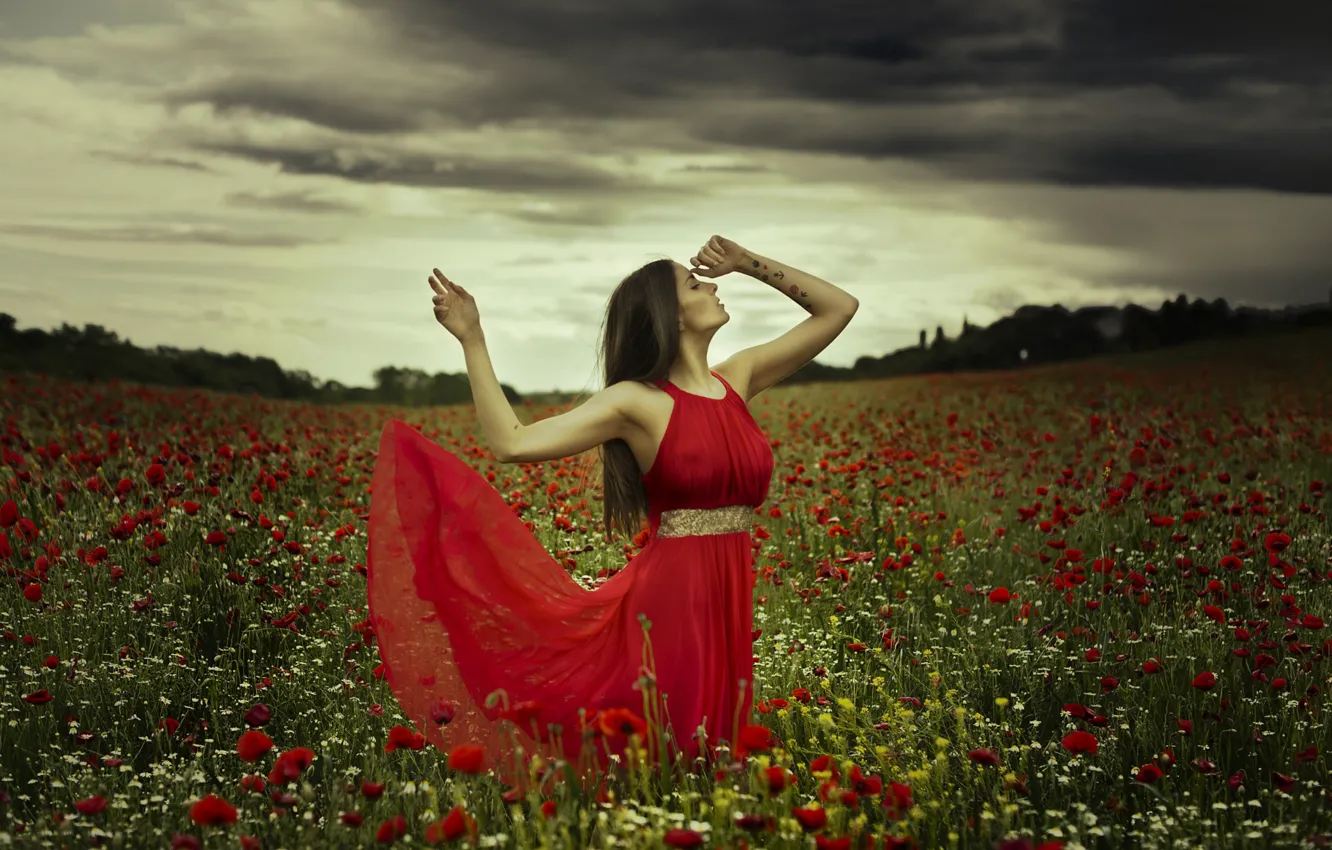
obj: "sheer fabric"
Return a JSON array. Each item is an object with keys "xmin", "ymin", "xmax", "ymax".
[{"xmin": 367, "ymin": 370, "xmax": 774, "ymax": 788}]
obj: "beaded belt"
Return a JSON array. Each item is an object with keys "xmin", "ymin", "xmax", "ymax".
[{"xmin": 657, "ymin": 505, "xmax": 754, "ymax": 538}]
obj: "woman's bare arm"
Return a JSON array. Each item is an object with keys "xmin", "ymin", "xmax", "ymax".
[
  {"xmin": 435, "ymin": 270, "xmax": 634, "ymax": 464},
  {"xmin": 501, "ymin": 381, "xmax": 638, "ymax": 464},
  {"xmin": 458, "ymin": 331, "xmax": 526, "ymax": 459}
]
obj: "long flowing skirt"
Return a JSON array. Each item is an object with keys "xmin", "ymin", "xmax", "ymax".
[{"xmin": 366, "ymin": 420, "xmax": 756, "ymax": 788}]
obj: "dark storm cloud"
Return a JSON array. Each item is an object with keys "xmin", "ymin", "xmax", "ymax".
[
  {"xmin": 0, "ymin": 221, "xmax": 334, "ymax": 248},
  {"xmin": 163, "ymin": 78, "xmax": 427, "ymax": 135},
  {"xmin": 225, "ymin": 190, "xmax": 362, "ymax": 215},
  {"xmin": 995, "ymin": 183, "xmax": 1332, "ymax": 307},
  {"xmin": 89, "ymin": 150, "xmax": 217, "ymax": 173},
  {"xmin": 504, "ymin": 206, "xmax": 623, "ymax": 228},
  {"xmin": 1097, "ymin": 264, "xmax": 1332, "ymax": 309},
  {"xmin": 1043, "ymin": 131, "xmax": 1332, "ymax": 196},
  {"xmin": 1062, "ymin": 0, "xmax": 1332, "ymax": 65},
  {"xmin": 308, "ymin": 0, "xmax": 1331, "ymax": 196},
  {"xmin": 140, "ymin": 0, "xmax": 1332, "ymax": 197},
  {"xmin": 191, "ymin": 141, "xmax": 670, "ymax": 194},
  {"xmin": 676, "ymin": 164, "xmax": 772, "ymax": 174}
]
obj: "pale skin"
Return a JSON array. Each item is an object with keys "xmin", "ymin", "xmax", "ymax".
[{"xmin": 428, "ymin": 235, "xmax": 859, "ymax": 469}]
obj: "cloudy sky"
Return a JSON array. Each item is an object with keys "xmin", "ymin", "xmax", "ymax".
[{"xmin": 2, "ymin": 0, "xmax": 1330, "ymax": 394}]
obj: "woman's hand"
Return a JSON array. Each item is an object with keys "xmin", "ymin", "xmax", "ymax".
[
  {"xmin": 429, "ymin": 268, "xmax": 482, "ymax": 343},
  {"xmin": 689, "ymin": 235, "xmax": 748, "ymax": 279}
]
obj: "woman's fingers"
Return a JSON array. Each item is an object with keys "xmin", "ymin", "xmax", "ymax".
[
  {"xmin": 431, "ymin": 269, "xmax": 472, "ymax": 303},
  {"xmin": 431, "ymin": 268, "xmax": 456, "ymax": 291}
]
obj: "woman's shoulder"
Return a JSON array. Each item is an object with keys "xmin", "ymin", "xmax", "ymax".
[{"xmin": 606, "ymin": 378, "xmax": 668, "ymax": 431}]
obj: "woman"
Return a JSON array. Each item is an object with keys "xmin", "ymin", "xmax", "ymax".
[{"xmin": 367, "ymin": 235, "xmax": 859, "ymax": 790}]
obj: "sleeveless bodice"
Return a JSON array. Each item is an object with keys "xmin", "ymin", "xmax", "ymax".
[{"xmin": 641, "ymin": 370, "xmax": 774, "ymax": 536}]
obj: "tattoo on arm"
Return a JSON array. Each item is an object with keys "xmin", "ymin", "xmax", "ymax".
[{"xmin": 753, "ymin": 260, "xmax": 808, "ymax": 310}]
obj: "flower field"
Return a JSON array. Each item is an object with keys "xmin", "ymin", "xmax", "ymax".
[{"xmin": 3, "ymin": 327, "xmax": 1331, "ymax": 849}]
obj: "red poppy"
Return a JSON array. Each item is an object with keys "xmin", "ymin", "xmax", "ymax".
[
  {"xmin": 663, "ymin": 828, "xmax": 705, "ymax": 848},
  {"xmin": 384, "ymin": 725, "xmax": 425, "ymax": 752},
  {"xmin": 24, "ymin": 689, "xmax": 53, "ymax": 705},
  {"xmin": 425, "ymin": 805, "xmax": 475, "ymax": 843},
  {"xmin": 968, "ymin": 748, "xmax": 1001, "ymax": 767},
  {"xmin": 236, "ymin": 729, "xmax": 273, "ymax": 762},
  {"xmin": 809, "ymin": 753, "xmax": 841, "ymax": 781},
  {"xmin": 447, "ymin": 744, "xmax": 486, "ymax": 774},
  {"xmin": 738, "ymin": 724, "xmax": 776, "ymax": 756},
  {"xmin": 595, "ymin": 707, "xmax": 646, "ymax": 740},
  {"xmin": 792, "ymin": 805, "xmax": 828, "ymax": 831},
  {"xmin": 883, "ymin": 782, "xmax": 914, "ymax": 818},
  {"xmin": 74, "ymin": 795, "xmax": 108, "ymax": 815},
  {"xmin": 849, "ymin": 764, "xmax": 882, "ymax": 796},
  {"xmin": 269, "ymin": 747, "xmax": 315, "ymax": 783},
  {"xmin": 189, "ymin": 793, "xmax": 238, "ymax": 826},
  {"xmin": 375, "ymin": 814, "xmax": 407, "ymax": 843},
  {"xmin": 1061, "ymin": 730, "xmax": 1098, "ymax": 755},
  {"xmin": 764, "ymin": 765, "xmax": 795, "ymax": 794}
]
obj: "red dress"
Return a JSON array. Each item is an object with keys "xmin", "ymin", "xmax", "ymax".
[{"xmin": 366, "ymin": 370, "xmax": 773, "ymax": 788}]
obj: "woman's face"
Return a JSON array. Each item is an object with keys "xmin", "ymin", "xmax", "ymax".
[{"xmin": 673, "ymin": 262, "xmax": 728, "ymax": 333}]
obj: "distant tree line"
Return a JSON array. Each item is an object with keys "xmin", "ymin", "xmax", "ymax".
[
  {"xmin": 0, "ymin": 313, "xmax": 519, "ymax": 407},
  {"xmin": 787, "ymin": 292, "xmax": 1332, "ymax": 385},
  {"xmin": 1, "ymin": 291, "xmax": 1329, "ymax": 406}
]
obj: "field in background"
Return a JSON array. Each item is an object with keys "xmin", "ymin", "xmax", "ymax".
[{"xmin": 2, "ymin": 327, "xmax": 1331, "ymax": 849}]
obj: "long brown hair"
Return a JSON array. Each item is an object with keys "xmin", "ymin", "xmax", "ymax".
[{"xmin": 595, "ymin": 257, "xmax": 680, "ymax": 542}]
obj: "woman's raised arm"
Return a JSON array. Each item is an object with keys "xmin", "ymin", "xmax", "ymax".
[
  {"xmin": 429, "ymin": 266, "xmax": 636, "ymax": 464},
  {"xmin": 499, "ymin": 382, "xmax": 638, "ymax": 464}
]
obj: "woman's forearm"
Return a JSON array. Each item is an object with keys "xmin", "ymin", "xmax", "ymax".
[
  {"xmin": 459, "ymin": 329, "xmax": 522, "ymax": 460},
  {"xmin": 737, "ymin": 251, "xmax": 859, "ymax": 317}
]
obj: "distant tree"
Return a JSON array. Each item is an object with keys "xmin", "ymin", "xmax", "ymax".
[{"xmin": 3, "ymin": 293, "xmax": 1330, "ymax": 406}]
